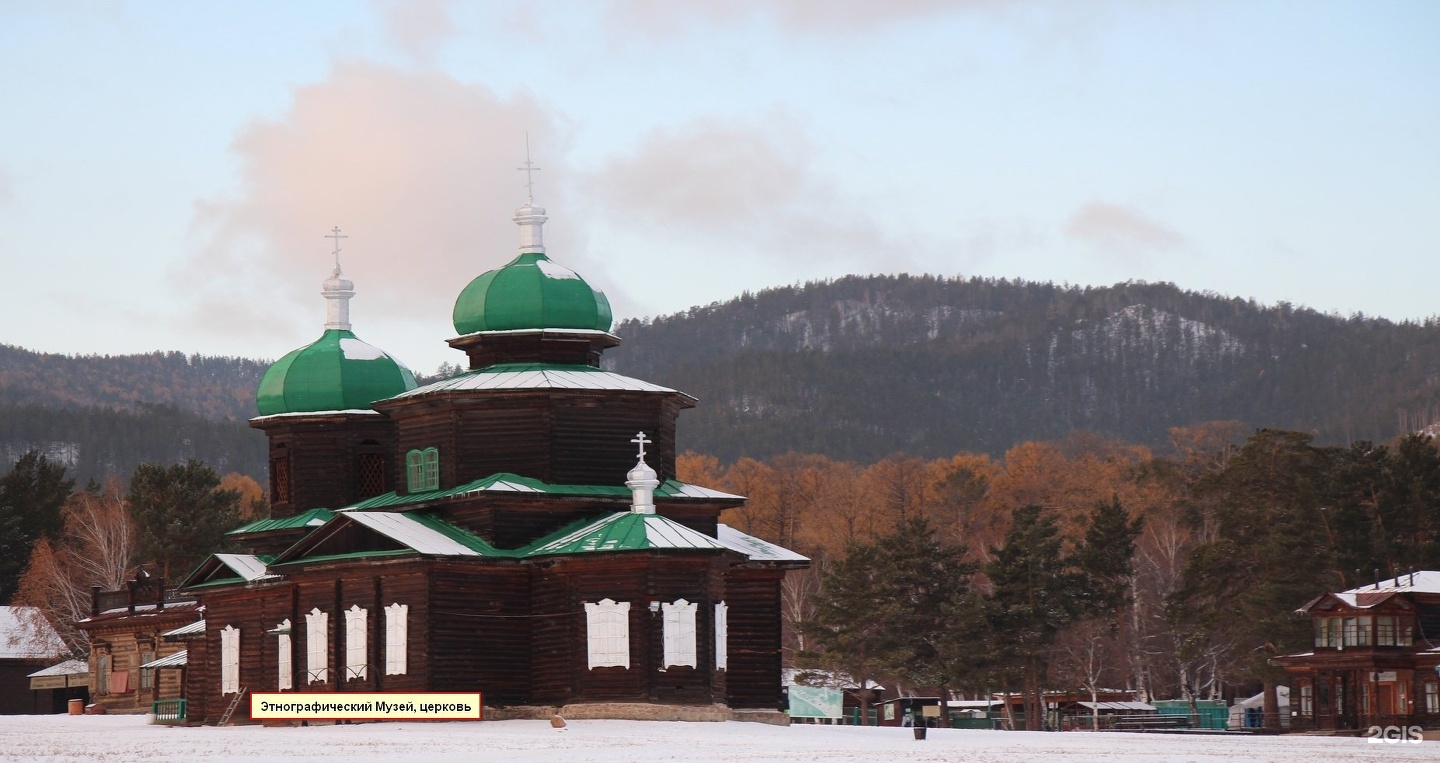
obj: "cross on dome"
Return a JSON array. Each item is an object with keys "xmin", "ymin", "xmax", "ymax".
[
  {"xmin": 517, "ymin": 133, "xmax": 541, "ymax": 205},
  {"xmin": 325, "ymin": 226, "xmax": 348, "ymax": 270},
  {"xmin": 631, "ymin": 432, "xmax": 651, "ymax": 461}
]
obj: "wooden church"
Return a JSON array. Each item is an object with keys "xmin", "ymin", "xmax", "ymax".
[{"xmin": 177, "ymin": 196, "xmax": 807, "ymax": 725}]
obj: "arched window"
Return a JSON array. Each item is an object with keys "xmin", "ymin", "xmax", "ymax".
[
  {"xmin": 345, "ymin": 605, "xmax": 368, "ymax": 681},
  {"xmin": 276, "ymin": 619, "xmax": 292, "ymax": 691},
  {"xmin": 305, "ymin": 608, "xmax": 328, "ymax": 684},
  {"xmin": 584, "ymin": 599, "xmax": 630, "ymax": 669},
  {"xmin": 406, "ymin": 448, "xmax": 440, "ymax": 492},
  {"xmin": 385, "ymin": 603, "xmax": 408, "ymax": 676},
  {"xmin": 662, "ymin": 599, "xmax": 697, "ymax": 669},
  {"xmin": 221, "ymin": 625, "xmax": 240, "ymax": 695}
]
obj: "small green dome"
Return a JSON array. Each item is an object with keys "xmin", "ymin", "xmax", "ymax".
[
  {"xmin": 452, "ymin": 252, "xmax": 613, "ymax": 335},
  {"xmin": 256, "ymin": 329, "xmax": 418, "ymax": 415}
]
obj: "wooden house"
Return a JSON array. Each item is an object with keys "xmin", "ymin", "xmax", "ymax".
[
  {"xmin": 0, "ymin": 606, "xmax": 68, "ymax": 714},
  {"xmin": 1272, "ymin": 571, "xmax": 1440, "ymax": 731},
  {"xmin": 178, "ymin": 199, "xmax": 808, "ymax": 725},
  {"xmin": 73, "ymin": 573, "xmax": 199, "ymax": 713}
]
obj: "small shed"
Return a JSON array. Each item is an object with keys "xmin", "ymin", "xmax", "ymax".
[
  {"xmin": 0, "ymin": 606, "xmax": 69, "ymax": 714},
  {"xmin": 27, "ymin": 659, "xmax": 89, "ymax": 713}
]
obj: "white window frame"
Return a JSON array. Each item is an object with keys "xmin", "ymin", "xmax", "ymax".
[
  {"xmin": 662, "ymin": 599, "xmax": 697, "ymax": 669},
  {"xmin": 345, "ymin": 605, "xmax": 368, "ymax": 681},
  {"xmin": 584, "ymin": 599, "xmax": 630, "ymax": 669},
  {"xmin": 385, "ymin": 603, "xmax": 408, "ymax": 676},
  {"xmin": 714, "ymin": 601, "xmax": 728, "ymax": 671},
  {"xmin": 276, "ymin": 619, "xmax": 292, "ymax": 691},
  {"xmin": 305, "ymin": 608, "xmax": 328, "ymax": 683},
  {"xmin": 220, "ymin": 625, "xmax": 240, "ymax": 695}
]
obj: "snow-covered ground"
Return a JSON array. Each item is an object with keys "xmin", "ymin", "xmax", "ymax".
[{"xmin": 1, "ymin": 715, "xmax": 1433, "ymax": 763}]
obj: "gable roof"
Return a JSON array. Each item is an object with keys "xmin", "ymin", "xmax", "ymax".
[
  {"xmin": 523, "ymin": 512, "xmax": 731, "ymax": 557},
  {"xmin": 269, "ymin": 510, "xmax": 506, "ymax": 566},
  {"xmin": 180, "ymin": 553, "xmax": 278, "ymax": 589},
  {"xmin": 716, "ymin": 524, "xmax": 810, "ymax": 563},
  {"xmin": 345, "ymin": 472, "xmax": 742, "ymax": 512},
  {"xmin": 0, "ymin": 607, "xmax": 66, "ymax": 659},
  {"xmin": 227, "ymin": 508, "xmax": 335, "ymax": 536}
]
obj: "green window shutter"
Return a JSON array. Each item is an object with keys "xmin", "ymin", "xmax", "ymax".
[
  {"xmin": 422, "ymin": 448, "xmax": 440, "ymax": 490},
  {"xmin": 406, "ymin": 450, "xmax": 424, "ymax": 493}
]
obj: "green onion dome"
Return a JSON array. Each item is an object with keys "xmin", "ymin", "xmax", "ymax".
[
  {"xmin": 451, "ymin": 202, "xmax": 613, "ymax": 335},
  {"xmin": 256, "ymin": 329, "xmax": 418, "ymax": 415},
  {"xmin": 452, "ymin": 252, "xmax": 613, "ymax": 335}
]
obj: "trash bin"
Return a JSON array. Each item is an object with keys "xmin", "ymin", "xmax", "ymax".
[
  {"xmin": 913, "ymin": 725, "xmax": 927, "ymax": 740},
  {"xmin": 67, "ymin": 698, "xmax": 83, "ymax": 715}
]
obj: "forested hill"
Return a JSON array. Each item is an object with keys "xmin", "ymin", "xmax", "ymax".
[
  {"xmin": 0, "ymin": 346, "xmax": 269, "ymax": 484},
  {"xmin": 604, "ymin": 275, "xmax": 1440, "ymax": 463},
  {"xmin": 0, "ymin": 345, "xmax": 266, "ymax": 420}
]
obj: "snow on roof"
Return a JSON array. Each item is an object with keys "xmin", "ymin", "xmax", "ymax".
[
  {"xmin": 162, "ymin": 620, "xmax": 205, "ymax": 638},
  {"xmin": 0, "ymin": 607, "xmax": 66, "ymax": 659},
  {"xmin": 249, "ymin": 409, "xmax": 382, "ymax": 423},
  {"xmin": 391, "ymin": 364, "xmax": 692, "ymax": 401},
  {"xmin": 345, "ymin": 512, "xmax": 490, "ymax": 557},
  {"xmin": 27, "ymin": 659, "xmax": 86, "ymax": 678},
  {"xmin": 716, "ymin": 524, "xmax": 809, "ymax": 563},
  {"xmin": 214, "ymin": 554, "xmax": 276, "ymax": 582},
  {"xmin": 524, "ymin": 512, "xmax": 730, "ymax": 556},
  {"xmin": 1341, "ymin": 571, "xmax": 1440, "ymax": 595},
  {"xmin": 138, "ymin": 650, "xmax": 187, "ymax": 669},
  {"xmin": 1077, "ymin": 701, "xmax": 1156, "ymax": 711}
]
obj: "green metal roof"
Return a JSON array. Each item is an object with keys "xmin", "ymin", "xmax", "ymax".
[
  {"xmin": 521, "ymin": 512, "xmax": 731, "ymax": 557},
  {"xmin": 344, "ymin": 472, "xmax": 742, "ymax": 511},
  {"xmin": 452, "ymin": 252, "xmax": 612, "ymax": 334},
  {"xmin": 227, "ymin": 508, "xmax": 335, "ymax": 536},
  {"xmin": 255, "ymin": 329, "xmax": 417, "ymax": 416}
]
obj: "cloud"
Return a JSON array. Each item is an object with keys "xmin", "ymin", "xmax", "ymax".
[
  {"xmin": 1065, "ymin": 201, "xmax": 1182, "ymax": 267},
  {"xmin": 373, "ymin": 0, "xmax": 458, "ymax": 63},
  {"xmin": 609, "ymin": 0, "xmax": 1011, "ymax": 34},
  {"xmin": 579, "ymin": 114, "xmax": 917, "ymax": 275},
  {"xmin": 184, "ymin": 62, "xmax": 560, "ymax": 346}
]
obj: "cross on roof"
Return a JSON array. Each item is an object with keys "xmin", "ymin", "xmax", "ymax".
[
  {"xmin": 517, "ymin": 132, "xmax": 541, "ymax": 204},
  {"xmin": 325, "ymin": 226, "xmax": 347, "ymax": 269},
  {"xmin": 631, "ymin": 432, "xmax": 650, "ymax": 460}
]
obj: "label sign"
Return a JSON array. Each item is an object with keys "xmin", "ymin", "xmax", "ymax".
[{"xmin": 250, "ymin": 692, "xmax": 482, "ymax": 721}]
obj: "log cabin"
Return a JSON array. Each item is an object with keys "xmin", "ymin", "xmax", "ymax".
[
  {"xmin": 1272, "ymin": 571, "xmax": 1440, "ymax": 732},
  {"xmin": 177, "ymin": 197, "xmax": 807, "ymax": 725}
]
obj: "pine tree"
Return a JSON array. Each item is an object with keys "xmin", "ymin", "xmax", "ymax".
[
  {"xmin": 984, "ymin": 504, "xmax": 1088, "ymax": 730},
  {"xmin": 0, "ymin": 451, "xmax": 74, "ymax": 602},
  {"xmin": 128, "ymin": 459, "xmax": 241, "ymax": 581}
]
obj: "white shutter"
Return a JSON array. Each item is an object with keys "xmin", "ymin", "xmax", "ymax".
[
  {"xmin": 345, "ymin": 605, "xmax": 368, "ymax": 681},
  {"xmin": 714, "ymin": 602, "xmax": 728, "ymax": 671},
  {"xmin": 584, "ymin": 599, "xmax": 631, "ymax": 669},
  {"xmin": 662, "ymin": 599, "xmax": 698, "ymax": 669},
  {"xmin": 220, "ymin": 625, "xmax": 240, "ymax": 695},
  {"xmin": 305, "ymin": 608, "xmax": 328, "ymax": 683},
  {"xmin": 385, "ymin": 603, "xmax": 408, "ymax": 675},
  {"xmin": 277, "ymin": 619, "xmax": 292, "ymax": 691}
]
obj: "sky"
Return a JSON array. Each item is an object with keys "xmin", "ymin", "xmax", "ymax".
[{"xmin": 1, "ymin": 1, "xmax": 1437, "ymax": 376}]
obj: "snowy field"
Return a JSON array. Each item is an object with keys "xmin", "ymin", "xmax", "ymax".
[{"xmin": 0, "ymin": 715, "xmax": 1434, "ymax": 763}]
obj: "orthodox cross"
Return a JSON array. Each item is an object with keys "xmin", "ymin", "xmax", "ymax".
[
  {"xmin": 631, "ymin": 432, "xmax": 650, "ymax": 460},
  {"xmin": 517, "ymin": 132, "xmax": 541, "ymax": 203},
  {"xmin": 325, "ymin": 226, "xmax": 348, "ymax": 269}
]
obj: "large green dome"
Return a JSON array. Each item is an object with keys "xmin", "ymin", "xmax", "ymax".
[
  {"xmin": 256, "ymin": 329, "xmax": 418, "ymax": 415},
  {"xmin": 452, "ymin": 252, "xmax": 613, "ymax": 335}
]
